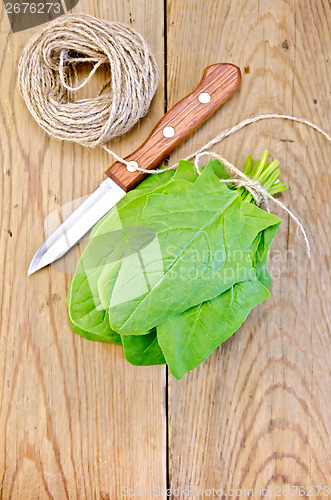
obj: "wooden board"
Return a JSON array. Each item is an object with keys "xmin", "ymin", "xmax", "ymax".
[
  {"xmin": 0, "ymin": 1, "xmax": 167, "ymax": 499},
  {"xmin": 0, "ymin": 0, "xmax": 330, "ymax": 498},
  {"xmin": 166, "ymin": 0, "xmax": 331, "ymax": 497}
]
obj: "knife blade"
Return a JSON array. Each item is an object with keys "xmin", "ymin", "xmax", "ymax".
[{"xmin": 28, "ymin": 63, "xmax": 241, "ymax": 275}]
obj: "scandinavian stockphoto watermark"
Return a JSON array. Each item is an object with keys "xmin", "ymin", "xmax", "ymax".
[
  {"xmin": 43, "ymin": 198, "xmax": 297, "ymax": 288},
  {"xmin": 4, "ymin": 0, "xmax": 80, "ymax": 32}
]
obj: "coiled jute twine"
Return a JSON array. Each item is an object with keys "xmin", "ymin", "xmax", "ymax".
[
  {"xmin": 18, "ymin": 13, "xmax": 158, "ymax": 147},
  {"xmin": 18, "ymin": 14, "xmax": 331, "ymax": 258}
]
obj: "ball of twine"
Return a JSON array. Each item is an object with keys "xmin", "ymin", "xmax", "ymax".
[{"xmin": 17, "ymin": 13, "xmax": 158, "ymax": 148}]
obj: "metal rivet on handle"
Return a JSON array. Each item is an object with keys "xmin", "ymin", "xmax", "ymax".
[
  {"xmin": 163, "ymin": 126, "xmax": 175, "ymax": 138},
  {"xmin": 127, "ymin": 160, "xmax": 139, "ymax": 172},
  {"xmin": 198, "ymin": 92, "xmax": 211, "ymax": 103}
]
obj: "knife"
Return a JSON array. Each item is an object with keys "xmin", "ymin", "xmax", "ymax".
[{"xmin": 27, "ymin": 63, "xmax": 241, "ymax": 275}]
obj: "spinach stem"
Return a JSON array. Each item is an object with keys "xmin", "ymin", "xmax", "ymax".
[{"xmin": 239, "ymin": 150, "xmax": 287, "ymax": 204}]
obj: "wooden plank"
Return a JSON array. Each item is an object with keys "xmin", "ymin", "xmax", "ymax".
[
  {"xmin": 0, "ymin": 1, "xmax": 166, "ymax": 498},
  {"xmin": 166, "ymin": 0, "xmax": 331, "ymax": 496}
]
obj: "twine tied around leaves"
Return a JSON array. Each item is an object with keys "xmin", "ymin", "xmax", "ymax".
[{"xmin": 193, "ymin": 150, "xmax": 312, "ymax": 257}]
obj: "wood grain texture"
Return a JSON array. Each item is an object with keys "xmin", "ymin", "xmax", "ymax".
[
  {"xmin": 166, "ymin": 0, "xmax": 331, "ymax": 498},
  {"xmin": 0, "ymin": 1, "xmax": 166, "ymax": 499},
  {"xmin": 0, "ymin": 0, "xmax": 330, "ymax": 499},
  {"xmin": 106, "ymin": 63, "xmax": 240, "ymax": 191}
]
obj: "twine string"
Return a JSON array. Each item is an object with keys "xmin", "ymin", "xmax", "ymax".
[
  {"xmin": 59, "ymin": 49, "xmax": 108, "ymax": 92},
  {"xmin": 183, "ymin": 114, "xmax": 331, "ymax": 160},
  {"xmin": 18, "ymin": 13, "xmax": 158, "ymax": 148}
]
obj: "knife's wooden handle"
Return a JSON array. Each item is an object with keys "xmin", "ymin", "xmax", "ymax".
[{"xmin": 105, "ymin": 63, "xmax": 241, "ymax": 192}]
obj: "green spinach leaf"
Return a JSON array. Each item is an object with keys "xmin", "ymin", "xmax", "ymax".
[
  {"xmin": 68, "ymin": 162, "xmax": 198, "ymax": 339},
  {"xmin": 121, "ymin": 331, "xmax": 166, "ymax": 366},
  {"xmin": 156, "ymin": 220, "xmax": 279, "ymax": 379},
  {"xmin": 106, "ymin": 164, "xmax": 280, "ymax": 335}
]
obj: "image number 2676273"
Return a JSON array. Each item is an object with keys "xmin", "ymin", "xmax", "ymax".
[{"xmin": 4, "ymin": 0, "xmax": 80, "ymax": 32}]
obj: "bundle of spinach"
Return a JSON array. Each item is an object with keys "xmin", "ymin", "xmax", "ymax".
[{"xmin": 68, "ymin": 151, "xmax": 286, "ymax": 379}]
